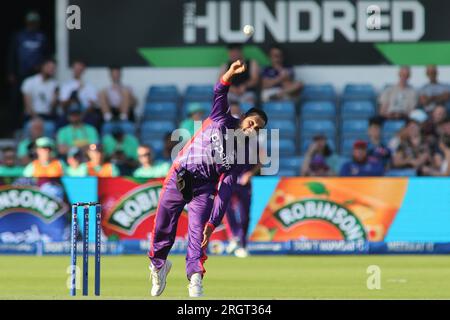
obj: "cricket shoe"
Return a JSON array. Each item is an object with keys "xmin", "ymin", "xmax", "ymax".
[
  {"xmin": 188, "ymin": 273, "xmax": 204, "ymax": 298},
  {"xmin": 234, "ymin": 247, "xmax": 249, "ymax": 258},
  {"xmin": 149, "ymin": 260, "xmax": 172, "ymax": 296},
  {"xmin": 226, "ymin": 238, "xmax": 239, "ymax": 254}
]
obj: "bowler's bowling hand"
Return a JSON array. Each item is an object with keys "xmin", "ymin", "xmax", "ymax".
[
  {"xmin": 222, "ymin": 60, "xmax": 246, "ymax": 83},
  {"xmin": 229, "ymin": 60, "xmax": 246, "ymax": 75},
  {"xmin": 201, "ymin": 223, "xmax": 215, "ymax": 249}
]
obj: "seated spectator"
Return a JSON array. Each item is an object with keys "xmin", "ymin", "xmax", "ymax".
[
  {"xmin": 21, "ymin": 58, "xmax": 58, "ymax": 120},
  {"xmin": 437, "ymin": 116, "xmax": 450, "ymax": 137},
  {"xmin": 86, "ymin": 143, "xmax": 119, "ymax": 177},
  {"xmin": 367, "ymin": 116, "xmax": 391, "ymax": 167},
  {"xmin": 420, "ymin": 135, "xmax": 450, "ymax": 176},
  {"xmin": 133, "ymin": 145, "xmax": 170, "ymax": 178},
  {"xmin": 391, "ymin": 119, "xmax": 433, "ymax": 174},
  {"xmin": 388, "ymin": 109, "xmax": 428, "ymax": 152},
  {"xmin": 65, "ymin": 147, "xmax": 88, "ymax": 177},
  {"xmin": 17, "ymin": 117, "xmax": 45, "ymax": 165},
  {"xmin": 23, "ymin": 137, "xmax": 65, "ymax": 177},
  {"xmin": 103, "ymin": 125, "xmax": 139, "ymax": 161},
  {"xmin": 56, "ymin": 103, "xmax": 99, "ymax": 156},
  {"xmin": 59, "ymin": 59, "xmax": 101, "ymax": 129},
  {"xmin": 379, "ymin": 66, "xmax": 417, "ymax": 119},
  {"xmin": 423, "ymin": 105, "xmax": 447, "ymax": 146},
  {"xmin": 419, "ymin": 65, "xmax": 450, "ymax": 113},
  {"xmin": 261, "ymin": 45, "xmax": 303, "ymax": 102},
  {"xmin": 0, "ymin": 147, "xmax": 24, "ymax": 177},
  {"xmin": 438, "ymin": 135, "xmax": 450, "ymax": 176},
  {"xmin": 99, "ymin": 65, "xmax": 136, "ymax": 122},
  {"xmin": 179, "ymin": 103, "xmax": 205, "ymax": 142},
  {"xmin": 301, "ymin": 134, "xmax": 340, "ymax": 176},
  {"xmin": 340, "ymin": 140, "xmax": 384, "ymax": 176},
  {"xmin": 219, "ymin": 43, "xmax": 259, "ymax": 103}
]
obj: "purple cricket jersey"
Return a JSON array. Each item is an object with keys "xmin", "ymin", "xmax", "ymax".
[
  {"xmin": 176, "ymin": 80, "xmax": 239, "ymax": 180},
  {"xmin": 173, "ymin": 80, "xmax": 254, "ymax": 228}
]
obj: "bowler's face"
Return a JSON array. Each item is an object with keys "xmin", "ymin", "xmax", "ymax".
[{"xmin": 240, "ymin": 115, "xmax": 266, "ymax": 136}]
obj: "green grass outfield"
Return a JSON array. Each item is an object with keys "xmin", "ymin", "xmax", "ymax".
[{"xmin": 1, "ymin": 255, "xmax": 449, "ymax": 299}]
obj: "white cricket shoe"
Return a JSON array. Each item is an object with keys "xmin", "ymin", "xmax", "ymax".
[
  {"xmin": 149, "ymin": 260, "xmax": 172, "ymax": 296},
  {"xmin": 226, "ymin": 238, "xmax": 239, "ymax": 254},
  {"xmin": 234, "ymin": 247, "xmax": 249, "ymax": 258},
  {"xmin": 188, "ymin": 273, "xmax": 204, "ymax": 298}
]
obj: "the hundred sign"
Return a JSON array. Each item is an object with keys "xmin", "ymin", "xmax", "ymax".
[{"xmin": 184, "ymin": 0, "xmax": 425, "ymax": 43}]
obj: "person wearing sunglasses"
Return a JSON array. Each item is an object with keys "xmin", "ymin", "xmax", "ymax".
[{"xmin": 133, "ymin": 145, "xmax": 170, "ymax": 178}]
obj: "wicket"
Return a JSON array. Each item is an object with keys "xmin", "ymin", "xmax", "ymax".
[{"xmin": 70, "ymin": 202, "xmax": 102, "ymax": 296}]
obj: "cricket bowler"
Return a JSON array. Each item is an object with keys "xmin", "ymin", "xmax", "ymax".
[
  {"xmin": 148, "ymin": 60, "xmax": 268, "ymax": 297},
  {"xmin": 225, "ymin": 164, "xmax": 260, "ymax": 258}
]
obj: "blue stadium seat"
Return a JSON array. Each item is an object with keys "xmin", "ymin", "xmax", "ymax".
[
  {"xmin": 341, "ymin": 119, "xmax": 369, "ymax": 135},
  {"xmin": 185, "ymin": 85, "xmax": 214, "ymax": 102},
  {"xmin": 301, "ymin": 137, "xmax": 336, "ymax": 154},
  {"xmin": 267, "ymin": 120, "xmax": 297, "ymax": 138},
  {"xmin": 342, "ymin": 84, "xmax": 376, "ymax": 101},
  {"xmin": 385, "ymin": 169, "xmax": 417, "ymax": 177},
  {"xmin": 301, "ymin": 84, "xmax": 336, "ymax": 101},
  {"xmin": 277, "ymin": 168, "xmax": 298, "ymax": 177},
  {"xmin": 301, "ymin": 101, "xmax": 336, "ymax": 119},
  {"xmin": 141, "ymin": 139, "xmax": 165, "ymax": 159},
  {"xmin": 101, "ymin": 121, "xmax": 136, "ymax": 136},
  {"xmin": 24, "ymin": 120, "xmax": 56, "ymax": 138},
  {"xmin": 263, "ymin": 101, "xmax": 295, "ymax": 119},
  {"xmin": 279, "ymin": 139, "xmax": 297, "ymax": 156},
  {"xmin": 301, "ymin": 120, "xmax": 336, "ymax": 136},
  {"xmin": 382, "ymin": 120, "xmax": 405, "ymax": 142},
  {"xmin": 279, "ymin": 156, "xmax": 304, "ymax": 174},
  {"xmin": 341, "ymin": 101, "xmax": 376, "ymax": 119},
  {"xmin": 181, "ymin": 101, "xmax": 212, "ymax": 118},
  {"xmin": 140, "ymin": 121, "xmax": 176, "ymax": 140},
  {"xmin": 240, "ymin": 102, "xmax": 254, "ymax": 113},
  {"xmin": 383, "ymin": 120, "xmax": 406, "ymax": 138},
  {"xmin": 147, "ymin": 85, "xmax": 179, "ymax": 102},
  {"xmin": 143, "ymin": 102, "xmax": 178, "ymax": 121}
]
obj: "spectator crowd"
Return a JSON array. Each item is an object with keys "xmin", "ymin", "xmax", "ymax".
[{"xmin": 3, "ymin": 13, "xmax": 450, "ymax": 178}]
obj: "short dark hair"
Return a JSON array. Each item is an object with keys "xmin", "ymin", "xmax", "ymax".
[
  {"xmin": 2, "ymin": 146, "xmax": 15, "ymax": 154},
  {"xmin": 227, "ymin": 43, "xmax": 243, "ymax": 50},
  {"xmin": 42, "ymin": 57, "xmax": 56, "ymax": 65},
  {"xmin": 369, "ymin": 116, "xmax": 384, "ymax": 127},
  {"xmin": 71, "ymin": 58, "xmax": 86, "ymax": 66},
  {"xmin": 269, "ymin": 44, "xmax": 284, "ymax": 52},
  {"xmin": 138, "ymin": 144, "xmax": 152, "ymax": 151},
  {"xmin": 40, "ymin": 57, "xmax": 56, "ymax": 71},
  {"xmin": 442, "ymin": 116, "xmax": 450, "ymax": 124},
  {"xmin": 109, "ymin": 65, "xmax": 121, "ymax": 71},
  {"xmin": 244, "ymin": 107, "xmax": 268, "ymax": 126}
]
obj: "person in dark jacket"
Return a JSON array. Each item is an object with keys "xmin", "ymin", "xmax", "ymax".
[{"xmin": 7, "ymin": 11, "xmax": 49, "ymax": 130}]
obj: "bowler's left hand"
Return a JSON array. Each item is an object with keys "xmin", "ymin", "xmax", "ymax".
[{"xmin": 201, "ymin": 223, "xmax": 215, "ymax": 249}]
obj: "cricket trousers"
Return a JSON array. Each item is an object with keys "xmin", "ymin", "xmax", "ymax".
[
  {"xmin": 225, "ymin": 183, "xmax": 251, "ymax": 248},
  {"xmin": 149, "ymin": 170, "xmax": 216, "ymax": 280}
]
